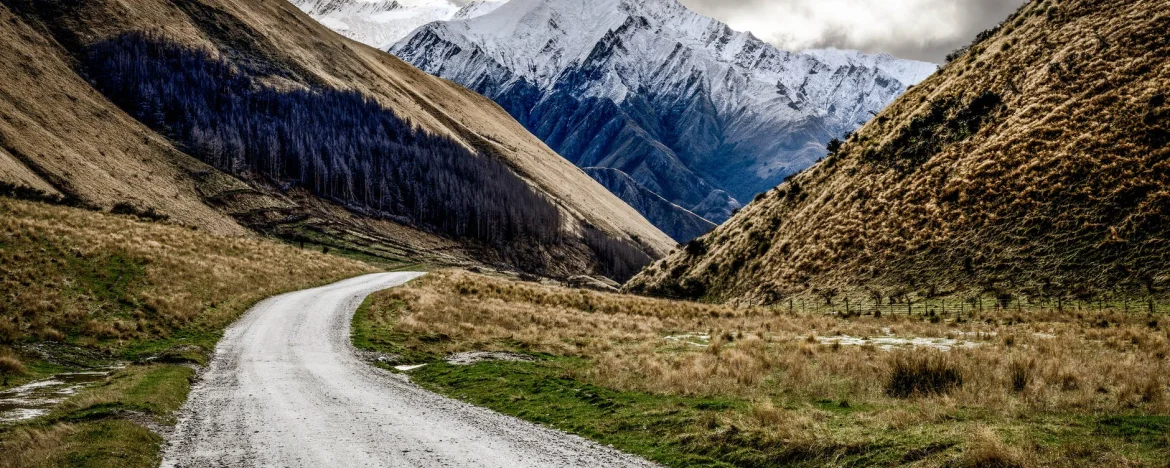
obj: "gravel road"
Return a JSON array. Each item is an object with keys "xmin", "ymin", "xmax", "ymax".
[{"xmin": 162, "ymin": 272, "xmax": 655, "ymax": 467}]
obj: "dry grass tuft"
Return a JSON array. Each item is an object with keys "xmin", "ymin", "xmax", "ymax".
[
  {"xmin": 886, "ymin": 352, "xmax": 964, "ymax": 398},
  {"xmin": 0, "ymin": 424, "xmax": 77, "ymax": 468},
  {"xmin": 0, "ymin": 354, "xmax": 26, "ymax": 385},
  {"xmin": 957, "ymin": 427, "xmax": 1028, "ymax": 468}
]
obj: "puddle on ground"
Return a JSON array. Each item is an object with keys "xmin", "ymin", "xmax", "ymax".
[
  {"xmin": 816, "ymin": 335, "xmax": 979, "ymax": 351},
  {"xmin": 662, "ymin": 330, "xmax": 991, "ymax": 351},
  {"xmin": 0, "ymin": 368, "xmax": 122, "ymax": 423},
  {"xmin": 663, "ymin": 334, "xmax": 711, "ymax": 347}
]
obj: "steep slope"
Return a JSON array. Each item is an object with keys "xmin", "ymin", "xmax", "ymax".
[
  {"xmin": 387, "ymin": 0, "xmax": 936, "ymax": 230},
  {"xmin": 629, "ymin": 0, "xmax": 1170, "ymax": 303},
  {"xmin": 0, "ymin": 3, "xmax": 251, "ymax": 238},
  {"xmin": 289, "ymin": 0, "xmax": 504, "ymax": 49},
  {"xmin": 585, "ymin": 168, "xmax": 714, "ymax": 242},
  {"xmin": 0, "ymin": 0, "xmax": 674, "ymax": 278}
]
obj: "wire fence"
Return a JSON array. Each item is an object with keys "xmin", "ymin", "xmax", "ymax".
[{"xmin": 768, "ymin": 296, "xmax": 1167, "ymax": 318}]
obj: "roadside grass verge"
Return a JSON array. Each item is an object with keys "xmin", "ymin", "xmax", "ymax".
[
  {"xmin": 0, "ymin": 364, "xmax": 194, "ymax": 468},
  {"xmin": 354, "ymin": 270, "xmax": 1170, "ymax": 467},
  {"xmin": 0, "ymin": 196, "xmax": 376, "ymax": 466}
]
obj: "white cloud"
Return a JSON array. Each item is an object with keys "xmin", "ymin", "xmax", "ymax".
[{"xmin": 679, "ymin": 0, "xmax": 1027, "ymax": 63}]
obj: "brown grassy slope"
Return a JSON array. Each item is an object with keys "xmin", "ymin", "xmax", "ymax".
[
  {"xmin": 0, "ymin": 0, "xmax": 673, "ymax": 274},
  {"xmin": 0, "ymin": 196, "xmax": 374, "ymax": 351},
  {"xmin": 0, "ymin": 3, "xmax": 250, "ymax": 237},
  {"xmin": 629, "ymin": 0, "xmax": 1170, "ymax": 303}
]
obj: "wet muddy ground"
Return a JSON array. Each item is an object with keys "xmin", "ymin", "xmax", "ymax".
[{"xmin": 0, "ymin": 367, "xmax": 122, "ymax": 423}]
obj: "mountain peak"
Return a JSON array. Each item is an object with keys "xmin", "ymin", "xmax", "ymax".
[
  {"xmin": 386, "ymin": 0, "xmax": 934, "ymax": 237},
  {"xmin": 290, "ymin": 0, "xmax": 504, "ymax": 49}
]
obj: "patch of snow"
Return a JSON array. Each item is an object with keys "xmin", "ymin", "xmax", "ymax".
[
  {"xmin": 816, "ymin": 335, "xmax": 979, "ymax": 352},
  {"xmin": 663, "ymin": 334, "xmax": 711, "ymax": 347},
  {"xmin": 445, "ymin": 351, "xmax": 537, "ymax": 366},
  {"xmin": 392, "ymin": 0, "xmax": 935, "ymax": 114},
  {"xmin": 290, "ymin": 0, "xmax": 504, "ymax": 49},
  {"xmin": 394, "ymin": 364, "xmax": 428, "ymax": 371}
]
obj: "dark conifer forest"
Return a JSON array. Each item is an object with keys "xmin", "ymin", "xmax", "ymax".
[
  {"xmin": 582, "ymin": 226, "xmax": 653, "ymax": 283},
  {"xmin": 85, "ymin": 33, "xmax": 562, "ymax": 250}
]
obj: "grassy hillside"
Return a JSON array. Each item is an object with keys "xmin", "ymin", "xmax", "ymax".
[
  {"xmin": 628, "ymin": 0, "xmax": 1170, "ymax": 304},
  {"xmin": 0, "ymin": 195, "xmax": 375, "ymax": 466},
  {"xmin": 0, "ymin": 0, "xmax": 673, "ymax": 279},
  {"xmin": 355, "ymin": 270, "xmax": 1169, "ymax": 467}
]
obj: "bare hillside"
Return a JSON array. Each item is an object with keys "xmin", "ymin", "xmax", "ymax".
[
  {"xmin": 629, "ymin": 0, "xmax": 1170, "ymax": 303},
  {"xmin": 0, "ymin": 0, "xmax": 673, "ymax": 277}
]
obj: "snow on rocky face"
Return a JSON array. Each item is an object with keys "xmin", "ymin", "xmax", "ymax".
[
  {"xmin": 299, "ymin": 0, "xmax": 936, "ymax": 235},
  {"xmin": 386, "ymin": 0, "xmax": 937, "ymax": 228},
  {"xmin": 289, "ymin": 0, "xmax": 504, "ymax": 49}
]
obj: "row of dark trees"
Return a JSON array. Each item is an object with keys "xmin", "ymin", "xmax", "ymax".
[
  {"xmin": 582, "ymin": 226, "xmax": 653, "ymax": 283},
  {"xmin": 85, "ymin": 32, "xmax": 561, "ymax": 248}
]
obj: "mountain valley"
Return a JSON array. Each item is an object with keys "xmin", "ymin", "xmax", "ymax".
[
  {"xmin": 298, "ymin": 0, "xmax": 936, "ymax": 240},
  {"xmin": 2, "ymin": 0, "xmax": 1169, "ymax": 466},
  {"xmin": 0, "ymin": 0, "xmax": 672, "ymax": 279}
]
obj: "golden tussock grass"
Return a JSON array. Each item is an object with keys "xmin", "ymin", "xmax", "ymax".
[
  {"xmin": 373, "ymin": 270, "xmax": 1170, "ymax": 465},
  {"xmin": 0, "ymin": 424, "xmax": 78, "ymax": 468},
  {"xmin": 0, "ymin": 197, "xmax": 375, "ymax": 351},
  {"xmin": 631, "ymin": 0, "xmax": 1170, "ymax": 304}
]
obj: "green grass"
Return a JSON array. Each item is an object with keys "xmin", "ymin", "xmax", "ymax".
[
  {"xmin": 0, "ymin": 364, "xmax": 193, "ymax": 468},
  {"xmin": 351, "ymin": 291, "xmax": 1170, "ymax": 467},
  {"xmin": 51, "ymin": 365, "xmax": 195, "ymax": 423},
  {"xmin": 349, "ymin": 294, "xmax": 900, "ymax": 467},
  {"xmin": 0, "ymin": 197, "xmax": 378, "ymax": 466},
  {"xmin": 26, "ymin": 419, "xmax": 162, "ymax": 468},
  {"xmin": 410, "ymin": 359, "xmax": 748, "ymax": 467}
]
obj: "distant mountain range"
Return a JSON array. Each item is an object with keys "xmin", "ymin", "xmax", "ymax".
[
  {"xmin": 0, "ymin": 0, "xmax": 674, "ymax": 280},
  {"xmin": 291, "ymin": 0, "xmax": 935, "ymax": 241}
]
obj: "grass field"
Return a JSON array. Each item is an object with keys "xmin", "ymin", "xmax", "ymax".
[
  {"xmin": 0, "ymin": 196, "xmax": 376, "ymax": 467},
  {"xmin": 356, "ymin": 270, "xmax": 1170, "ymax": 467}
]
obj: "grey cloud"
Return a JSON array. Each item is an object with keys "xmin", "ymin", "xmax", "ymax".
[{"xmin": 679, "ymin": 0, "xmax": 1027, "ymax": 63}]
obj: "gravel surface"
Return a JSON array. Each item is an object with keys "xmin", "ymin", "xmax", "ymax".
[{"xmin": 161, "ymin": 273, "xmax": 656, "ymax": 467}]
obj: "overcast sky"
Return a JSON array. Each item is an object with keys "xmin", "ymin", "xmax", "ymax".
[{"xmin": 679, "ymin": 0, "xmax": 1027, "ymax": 63}]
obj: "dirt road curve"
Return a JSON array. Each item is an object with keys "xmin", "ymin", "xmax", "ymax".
[{"xmin": 162, "ymin": 273, "xmax": 655, "ymax": 467}]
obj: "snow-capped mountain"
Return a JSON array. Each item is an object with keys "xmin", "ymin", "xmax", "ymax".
[
  {"xmin": 289, "ymin": 0, "xmax": 504, "ymax": 49},
  {"xmin": 385, "ymin": 0, "xmax": 936, "ymax": 229}
]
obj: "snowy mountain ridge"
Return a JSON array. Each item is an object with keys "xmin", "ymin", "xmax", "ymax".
[
  {"xmin": 293, "ymin": 0, "xmax": 936, "ymax": 240},
  {"xmin": 290, "ymin": 0, "xmax": 505, "ymax": 49}
]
